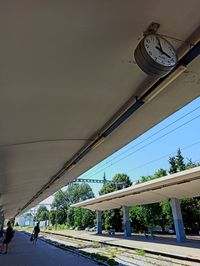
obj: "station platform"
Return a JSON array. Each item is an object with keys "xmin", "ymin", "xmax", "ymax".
[
  {"xmin": 0, "ymin": 231, "xmax": 99, "ymax": 266},
  {"xmin": 47, "ymin": 230, "xmax": 200, "ymax": 263}
]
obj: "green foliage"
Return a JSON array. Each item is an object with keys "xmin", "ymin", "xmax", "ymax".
[
  {"xmin": 68, "ymin": 183, "xmax": 94, "ymax": 204},
  {"xmin": 81, "ymin": 209, "xmax": 95, "ymax": 227},
  {"xmin": 136, "ymin": 249, "xmax": 145, "ymax": 255},
  {"xmin": 138, "ymin": 168, "xmax": 167, "ymax": 184},
  {"xmin": 46, "ymin": 148, "xmax": 200, "ymax": 234},
  {"xmin": 92, "ymin": 241, "xmax": 101, "ymax": 248},
  {"xmin": 137, "ymin": 175, "xmax": 152, "ymax": 183},
  {"xmin": 130, "ymin": 169, "xmax": 171, "ymax": 231},
  {"xmin": 168, "ymin": 156, "xmax": 177, "ymax": 174},
  {"xmin": 88, "ymin": 253, "xmax": 119, "ymax": 266},
  {"xmin": 185, "ymin": 158, "xmax": 200, "ymax": 169},
  {"xmin": 181, "ymin": 197, "xmax": 200, "ymax": 233},
  {"xmin": 99, "ymin": 173, "xmax": 132, "ymax": 195},
  {"xmin": 50, "ymin": 183, "xmax": 95, "ymax": 227},
  {"xmin": 103, "ymin": 209, "xmax": 123, "ymax": 232},
  {"xmin": 56, "ymin": 208, "xmax": 67, "ymax": 225},
  {"xmin": 35, "ymin": 205, "xmax": 49, "ymax": 222},
  {"xmin": 49, "ymin": 210, "xmax": 56, "ymax": 225},
  {"xmin": 176, "ymin": 148, "xmax": 186, "ymax": 171},
  {"xmin": 51, "ymin": 190, "xmax": 69, "ymax": 209},
  {"xmin": 130, "ymin": 202, "xmax": 170, "ymax": 231},
  {"xmin": 100, "ymin": 173, "xmax": 132, "ymax": 231},
  {"xmin": 160, "ymin": 201, "xmax": 173, "ymax": 225},
  {"xmin": 56, "ymin": 224, "xmax": 69, "ymax": 230},
  {"xmin": 104, "ymin": 224, "xmax": 110, "ymax": 231},
  {"xmin": 130, "ymin": 149, "xmax": 200, "ymax": 233},
  {"xmin": 108, "ymin": 248, "xmax": 118, "ymax": 258},
  {"xmin": 52, "ymin": 183, "xmax": 94, "ymax": 208},
  {"xmin": 169, "ymin": 149, "xmax": 186, "ymax": 173},
  {"xmin": 107, "ymin": 258, "xmax": 119, "ymax": 266},
  {"xmin": 154, "ymin": 168, "xmax": 167, "ymax": 178},
  {"xmin": 67, "ymin": 206, "xmax": 95, "ymax": 228}
]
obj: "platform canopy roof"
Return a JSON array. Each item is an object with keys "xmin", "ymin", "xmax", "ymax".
[
  {"xmin": 71, "ymin": 167, "xmax": 200, "ymax": 211},
  {"xmin": 0, "ymin": 1, "xmax": 200, "ymax": 218}
]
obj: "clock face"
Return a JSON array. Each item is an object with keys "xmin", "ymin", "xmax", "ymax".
[{"xmin": 144, "ymin": 35, "xmax": 177, "ymax": 67}]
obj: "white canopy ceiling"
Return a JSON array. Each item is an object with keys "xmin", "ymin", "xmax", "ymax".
[
  {"xmin": 71, "ymin": 167, "xmax": 200, "ymax": 211},
  {"xmin": 0, "ymin": 1, "xmax": 200, "ymax": 218}
]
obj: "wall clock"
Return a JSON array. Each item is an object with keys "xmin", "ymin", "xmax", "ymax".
[{"xmin": 134, "ymin": 34, "xmax": 177, "ymax": 76}]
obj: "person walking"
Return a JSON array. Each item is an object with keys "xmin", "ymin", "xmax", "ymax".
[
  {"xmin": 32, "ymin": 222, "xmax": 40, "ymax": 245},
  {"xmin": 0, "ymin": 221, "xmax": 14, "ymax": 254},
  {"xmin": 0, "ymin": 225, "xmax": 4, "ymax": 238}
]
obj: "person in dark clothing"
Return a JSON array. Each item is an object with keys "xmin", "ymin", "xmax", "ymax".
[
  {"xmin": 0, "ymin": 221, "xmax": 14, "ymax": 254},
  {"xmin": 32, "ymin": 222, "xmax": 40, "ymax": 245},
  {"xmin": 0, "ymin": 225, "xmax": 3, "ymax": 238}
]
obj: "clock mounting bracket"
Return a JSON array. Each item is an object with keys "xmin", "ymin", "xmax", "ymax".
[{"xmin": 144, "ymin": 22, "xmax": 160, "ymax": 36}]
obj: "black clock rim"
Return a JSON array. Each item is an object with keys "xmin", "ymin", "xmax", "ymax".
[
  {"xmin": 138, "ymin": 41, "xmax": 170, "ymax": 75},
  {"xmin": 134, "ymin": 40, "xmax": 174, "ymax": 76},
  {"xmin": 134, "ymin": 43, "xmax": 164, "ymax": 76}
]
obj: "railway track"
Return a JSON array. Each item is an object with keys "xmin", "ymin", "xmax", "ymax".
[{"xmin": 33, "ymin": 230, "xmax": 199, "ymax": 266}]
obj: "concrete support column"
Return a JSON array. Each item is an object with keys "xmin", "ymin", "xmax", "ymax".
[
  {"xmin": 170, "ymin": 198, "xmax": 186, "ymax": 242},
  {"xmin": 122, "ymin": 206, "xmax": 131, "ymax": 237},
  {"xmin": 96, "ymin": 210, "xmax": 102, "ymax": 234}
]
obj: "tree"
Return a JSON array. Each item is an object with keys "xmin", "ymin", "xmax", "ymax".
[
  {"xmin": 66, "ymin": 207, "xmax": 75, "ymax": 227},
  {"xmin": 51, "ymin": 190, "xmax": 69, "ymax": 210},
  {"xmin": 181, "ymin": 197, "xmax": 200, "ymax": 233},
  {"xmin": 35, "ymin": 206, "xmax": 49, "ymax": 222},
  {"xmin": 51, "ymin": 190, "xmax": 69, "ymax": 225},
  {"xmin": 99, "ymin": 173, "xmax": 132, "ymax": 231},
  {"xmin": 154, "ymin": 168, "xmax": 167, "ymax": 178},
  {"xmin": 176, "ymin": 148, "xmax": 185, "ymax": 171},
  {"xmin": 137, "ymin": 169, "xmax": 167, "ymax": 184},
  {"xmin": 51, "ymin": 183, "xmax": 95, "ymax": 227},
  {"xmin": 169, "ymin": 149, "xmax": 186, "ymax": 173},
  {"xmin": 130, "ymin": 169, "xmax": 170, "ymax": 232},
  {"xmin": 99, "ymin": 173, "xmax": 132, "ymax": 195},
  {"xmin": 66, "ymin": 206, "xmax": 95, "ymax": 228},
  {"xmin": 130, "ymin": 152, "xmax": 200, "ymax": 234},
  {"xmin": 72, "ymin": 208, "xmax": 95, "ymax": 228},
  {"xmin": 49, "ymin": 210, "xmax": 56, "ymax": 226},
  {"xmin": 69, "ymin": 183, "xmax": 94, "ymax": 204},
  {"xmin": 185, "ymin": 158, "xmax": 200, "ymax": 169},
  {"xmin": 168, "ymin": 156, "xmax": 177, "ymax": 174}
]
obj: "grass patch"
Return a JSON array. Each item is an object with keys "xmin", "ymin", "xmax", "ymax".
[
  {"xmin": 88, "ymin": 253, "xmax": 118, "ymax": 266},
  {"xmin": 108, "ymin": 248, "xmax": 118, "ymax": 258},
  {"xmin": 92, "ymin": 241, "xmax": 101, "ymax": 248},
  {"xmin": 136, "ymin": 249, "xmax": 146, "ymax": 256}
]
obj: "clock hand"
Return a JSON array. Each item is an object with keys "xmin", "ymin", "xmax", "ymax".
[
  {"xmin": 156, "ymin": 37, "xmax": 162, "ymax": 50},
  {"xmin": 155, "ymin": 46, "xmax": 171, "ymax": 58}
]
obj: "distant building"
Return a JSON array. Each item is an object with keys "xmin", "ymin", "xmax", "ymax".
[{"xmin": 16, "ymin": 213, "xmax": 35, "ymax": 227}]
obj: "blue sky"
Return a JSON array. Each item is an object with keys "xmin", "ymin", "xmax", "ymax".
[{"xmin": 42, "ymin": 96, "xmax": 200, "ymax": 203}]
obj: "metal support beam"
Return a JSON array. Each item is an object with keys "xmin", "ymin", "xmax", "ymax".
[
  {"xmin": 170, "ymin": 198, "xmax": 186, "ymax": 242},
  {"xmin": 122, "ymin": 206, "xmax": 131, "ymax": 237},
  {"xmin": 96, "ymin": 210, "xmax": 102, "ymax": 235}
]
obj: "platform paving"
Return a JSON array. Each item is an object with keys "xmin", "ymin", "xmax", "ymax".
[
  {"xmin": 49, "ymin": 230, "xmax": 200, "ymax": 262},
  {"xmin": 0, "ymin": 231, "xmax": 99, "ymax": 266}
]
